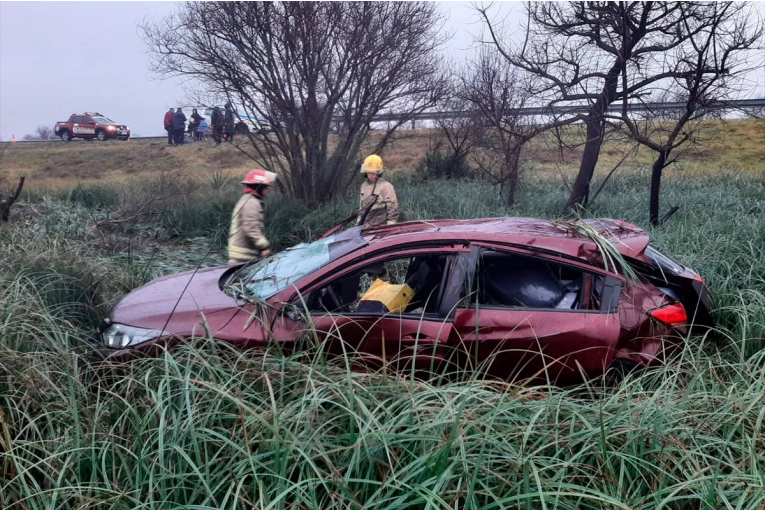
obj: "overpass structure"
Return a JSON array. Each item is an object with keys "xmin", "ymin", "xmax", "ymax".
[{"xmin": 372, "ymin": 98, "xmax": 765, "ymax": 124}]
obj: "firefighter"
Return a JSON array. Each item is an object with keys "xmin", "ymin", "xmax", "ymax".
[
  {"xmin": 357, "ymin": 154, "xmax": 398, "ymax": 229},
  {"xmin": 227, "ymin": 169, "xmax": 276, "ymax": 265}
]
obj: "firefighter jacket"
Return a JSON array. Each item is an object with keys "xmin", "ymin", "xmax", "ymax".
[
  {"xmin": 227, "ymin": 193, "xmax": 269, "ymax": 264},
  {"xmin": 358, "ymin": 178, "xmax": 398, "ymax": 229}
]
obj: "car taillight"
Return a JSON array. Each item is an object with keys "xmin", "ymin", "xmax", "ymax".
[{"xmin": 648, "ymin": 303, "xmax": 688, "ymax": 326}]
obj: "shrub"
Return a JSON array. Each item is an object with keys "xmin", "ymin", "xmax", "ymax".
[
  {"xmin": 66, "ymin": 184, "xmax": 121, "ymax": 209},
  {"xmin": 414, "ymin": 149, "xmax": 474, "ymax": 180}
]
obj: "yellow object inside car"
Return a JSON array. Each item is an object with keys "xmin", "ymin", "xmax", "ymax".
[{"xmin": 358, "ymin": 279, "xmax": 414, "ymax": 313}]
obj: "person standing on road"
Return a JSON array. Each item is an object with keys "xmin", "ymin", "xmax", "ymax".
[
  {"xmin": 224, "ymin": 102, "xmax": 236, "ymax": 142},
  {"xmin": 228, "ymin": 169, "xmax": 277, "ymax": 265},
  {"xmin": 189, "ymin": 108, "xmax": 204, "ymax": 142},
  {"xmin": 164, "ymin": 108, "xmax": 174, "ymax": 145},
  {"xmin": 198, "ymin": 118, "xmax": 209, "ymax": 141},
  {"xmin": 357, "ymin": 154, "xmax": 398, "ymax": 230},
  {"xmin": 172, "ymin": 108, "xmax": 187, "ymax": 145},
  {"xmin": 189, "ymin": 108, "xmax": 203, "ymax": 142},
  {"xmin": 211, "ymin": 106, "xmax": 224, "ymax": 145}
]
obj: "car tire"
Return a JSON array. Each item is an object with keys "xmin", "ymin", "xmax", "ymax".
[
  {"xmin": 60, "ymin": 130, "xmax": 72, "ymax": 142},
  {"xmin": 96, "ymin": 129, "xmax": 107, "ymax": 141},
  {"xmin": 604, "ymin": 358, "xmax": 642, "ymax": 387}
]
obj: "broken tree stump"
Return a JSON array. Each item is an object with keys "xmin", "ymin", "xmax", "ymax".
[{"xmin": 0, "ymin": 176, "xmax": 26, "ymax": 222}]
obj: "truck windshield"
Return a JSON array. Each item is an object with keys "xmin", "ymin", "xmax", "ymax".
[
  {"xmin": 91, "ymin": 117, "xmax": 115, "ymax": 124},
  {"xmin": 223, "ymin": 230, "xmax": 366, "ymax": 301}
]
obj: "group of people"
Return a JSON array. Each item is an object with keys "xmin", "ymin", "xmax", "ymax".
[
  {"xmin": 227, "ymin": 154, "xmax": 398, "ymax": 265},
  {"xmin": 163, "ymin": 102, "xmax": 237, "ymax": 146}
]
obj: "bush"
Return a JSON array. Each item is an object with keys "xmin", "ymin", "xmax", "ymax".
[
  {"xmin": 67, "ymin": 184, "xmax": 121, "ymax": 209},
  {"xmin": 414, "ymin": 150, "xmax": 474, "ymax": 180}
]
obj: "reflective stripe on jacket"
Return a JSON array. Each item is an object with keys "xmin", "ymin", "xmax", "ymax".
[
  {"xmin": 358, "ymin": 178, "xmax": 398, "ymax": 229},
  {"xmin": 228, "ymin": 194, "xmax": 269, "ymax": 263}
]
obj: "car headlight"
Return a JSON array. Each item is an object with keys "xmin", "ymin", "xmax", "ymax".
[
  {"xmin": 107, "ymin": 125, "xmax": 117, "ymax": 130},
  {"xmin": 101, "ymin": 322, "xmax": 164, "ymax": 347}
]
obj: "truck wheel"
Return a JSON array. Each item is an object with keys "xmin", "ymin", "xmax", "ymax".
[
  {"xmin": 60, "ymin": 130, "xmax": 72, "ymax": 142},
  {"xmin": 96, "ymin": 129, "xmax": 107, "ymax": 141}
]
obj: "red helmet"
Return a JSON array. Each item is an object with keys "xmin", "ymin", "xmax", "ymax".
[{"xmin": 241, "ymin": 169, "xmax": 277, "ymax": 186}]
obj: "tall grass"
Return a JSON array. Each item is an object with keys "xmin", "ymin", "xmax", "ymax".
[
  {"xmin": 2, "ymin": 339, "xmax": 764, "ymax": 509},
  {"xmin": 1, "ymin": 167, "xmax": 763, "ymax": 508}
]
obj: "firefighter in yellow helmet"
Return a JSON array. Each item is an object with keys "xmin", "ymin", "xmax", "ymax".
[
  {"xmin": 228, "ymin": 169, "xmax": 276, "ymax": 265},
  {"xmin": 357, "ymin": 154, "xmax": 398, "ymax": 229}
]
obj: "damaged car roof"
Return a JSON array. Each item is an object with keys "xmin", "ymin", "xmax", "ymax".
[{"xmin": 360, "ymin": 217, "xmax": 651, "ymax": 261}]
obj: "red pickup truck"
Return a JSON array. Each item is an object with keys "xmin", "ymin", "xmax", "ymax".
[{"xmin": 54, "ymin": 112, "xmax": 130, "ymax": 141}]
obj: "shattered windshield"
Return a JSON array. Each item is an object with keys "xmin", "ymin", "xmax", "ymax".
[{"xmin": 224, "ymin": 230, "xmax": 366, "ymax": 301}]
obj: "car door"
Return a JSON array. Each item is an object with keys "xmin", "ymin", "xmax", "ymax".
[
  {"xmin": 81, "ymin": 115, "xmax": 97, "ymax": 137},
  {"xmin": 452, "ymin": 245, "xmax": 623, "ymax": 385},
  {"xmin": 71, "ymin": 116, "xmax": 86, "ymax": 137},
  {"xmin": 271, "ymin": 244, "xmax": 470, "ymax": 373}
]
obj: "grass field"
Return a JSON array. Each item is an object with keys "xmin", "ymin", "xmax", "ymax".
[
  {"xmin": 1, "ymin": 122, "xmax": 764, "ymax": 508},
  {"xmin": 1, "ymin": 118, "xmax": 763, "ymax": 192}
]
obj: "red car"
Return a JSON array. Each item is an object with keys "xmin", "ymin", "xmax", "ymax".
[{"xmin": 97, "ymin": 217, "xmax": 713, "ymax": 384}]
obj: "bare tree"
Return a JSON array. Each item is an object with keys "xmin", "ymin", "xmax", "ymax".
[
  {"xmin": 459, "ymin": 49, "xmax": 539, "ymax": 205},
  {"xmin": 22, "ymin": 126, "xmax": 57, "ymax": 141},
  {"xmin": 617, "ymin": 2, "xmax": 764, "ymax": 225},
  {"xmin": 418, "ymin": 87, "xmax": 481, "ymax": 181},
  {"xmin": 142, "ymin": 2, "xmax": 448, "ymax": 204},
  {"xmin": 477, "ymin": 2, "xmax": 752, "ymax": 213}
]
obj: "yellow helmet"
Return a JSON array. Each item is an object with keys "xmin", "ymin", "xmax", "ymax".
[{"xmin": 361, "ymin": 154, "xmax": 384, "ymax": 174}]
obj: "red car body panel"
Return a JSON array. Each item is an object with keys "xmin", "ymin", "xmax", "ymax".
[
  {"xmin": 99, "ymin": 217, "xmax": 710, "ymax": 384},
  {"xmin": 110, "ymin": 266, "xmax": 242, "ymax": 335}
]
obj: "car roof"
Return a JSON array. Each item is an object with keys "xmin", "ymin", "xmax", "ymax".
[{"xmin": 360, "ymin": 217, "xmax": 650, "ymax": 262}]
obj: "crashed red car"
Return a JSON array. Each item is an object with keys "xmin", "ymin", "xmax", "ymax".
[{"xmin": 97, "ymin": 217, "xmax": 713, "ymax": 384}]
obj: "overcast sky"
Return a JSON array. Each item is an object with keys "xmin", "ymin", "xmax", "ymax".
[
  {"xmin": 1, "ymin": 2, "xmax": 763, "ymax": 141},
  {"xmin": 0, "ymin": 1, "xmax": 496, "ymax": 140}
]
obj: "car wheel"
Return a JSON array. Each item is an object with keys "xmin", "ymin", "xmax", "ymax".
[
  {"xmin": 60, "ymin": 130, "xmax": 72, "ymax": 142},
  {"xmin": 604, "ymin": 358, "xmax": 642, "ymax": 387},
  {"xmin": 96, "ymin": 129, "xmax": 107, "ymax": 141}
]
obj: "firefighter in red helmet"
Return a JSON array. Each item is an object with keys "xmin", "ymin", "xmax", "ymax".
[{"xmin": 227, "ymin": 169, "xmax": 277, "ymax": 265}]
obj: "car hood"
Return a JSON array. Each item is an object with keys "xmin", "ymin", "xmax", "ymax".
[{"xmin": 109, "ymin": 266, "xmax": 241, "ymax": 333}]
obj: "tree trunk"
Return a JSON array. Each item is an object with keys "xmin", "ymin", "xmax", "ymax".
[
  {"xmin": 566, "ymin": 115, "xmax": 604, "ymax": 211},
  {"xmin": 564, "ymin": 61, "xmax": 623, "ymax": 214},
  {"xmin": 505, "ymin": 145, "xmax": 521, "ymax": 206},
  {"xmin": 649, "ymin": 149, "xmax": 669, "ymax": 226}
]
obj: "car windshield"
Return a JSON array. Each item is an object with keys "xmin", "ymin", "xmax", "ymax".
[
  {"xmin": 224, "ymin": 229, "xmax": 366, "ymax": 301},
  {"xmin": 91, "ymin": 117, "xmax": 115, "ymax": 124}
]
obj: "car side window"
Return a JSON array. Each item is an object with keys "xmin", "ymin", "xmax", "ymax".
[
  {"xmin": 73, "ymin": 116, "xmax": 83, "ymax": 124},
  {"xmin": 306, "ymin": 253, "xmax": 450, "ymax": 316},
  {"xmin": 461, "ymin": 249, "xmax": 602, "ymax": 311}
]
